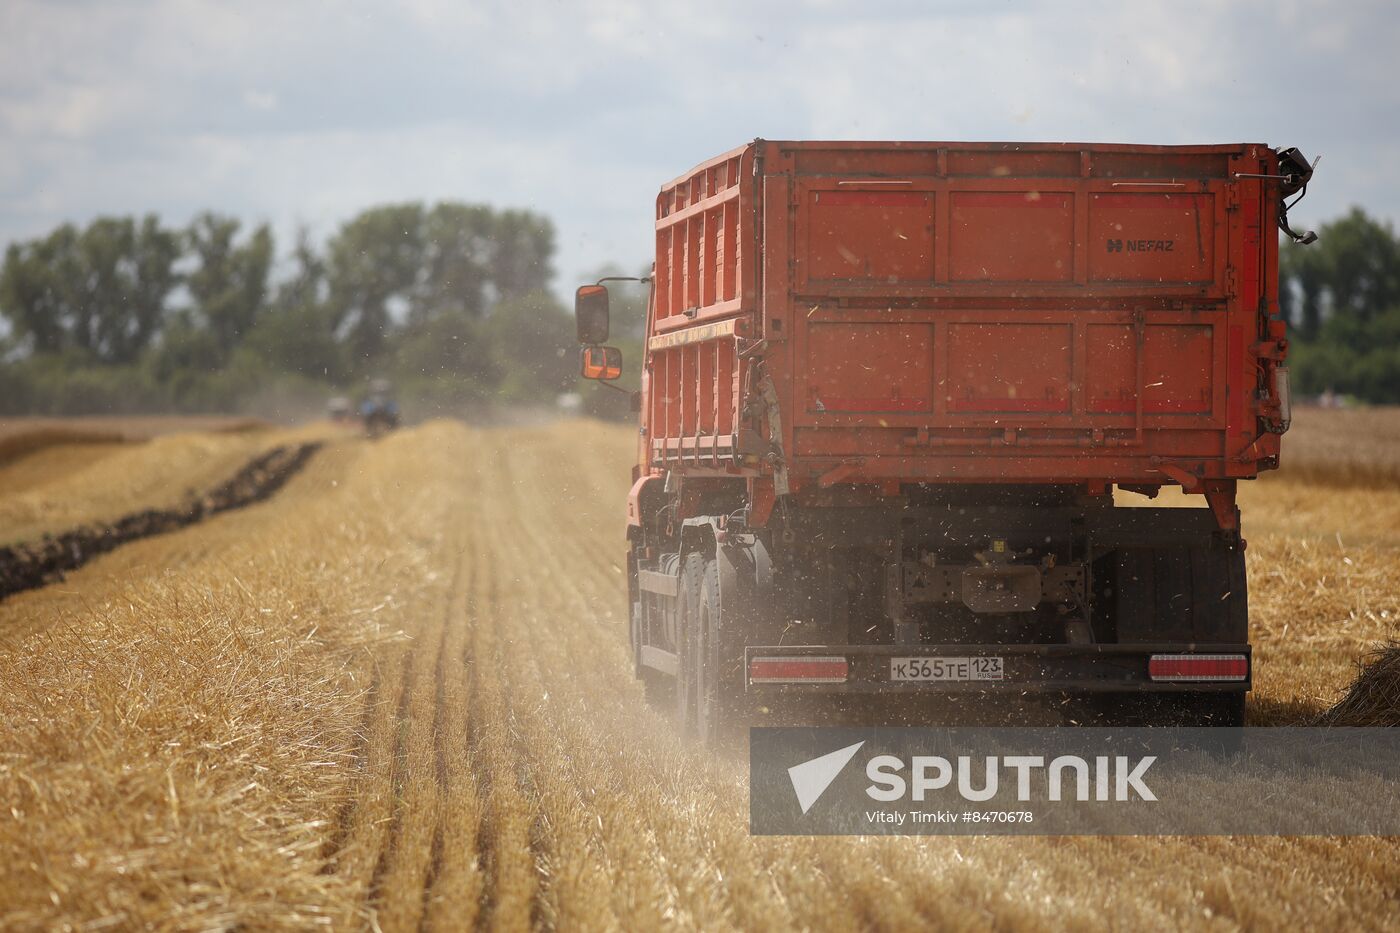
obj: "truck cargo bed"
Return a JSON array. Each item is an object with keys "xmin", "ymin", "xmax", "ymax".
[{"xmin": 645, "ymin": 140, "xmax": 1289, "ymax": 510}]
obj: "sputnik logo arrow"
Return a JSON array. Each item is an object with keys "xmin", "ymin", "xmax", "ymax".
[{"xmin": 788, "ymin": 741, "xmax": 865, "ymax": 814}]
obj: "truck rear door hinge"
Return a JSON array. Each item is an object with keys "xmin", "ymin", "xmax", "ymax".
[
  {"xmin": 1224, "ymin": 267, "xmax": 1239, "ymax": 298},
  {"xmin": 1224, "ymin": 183, "xmax": 1241, "ymax": 211}
]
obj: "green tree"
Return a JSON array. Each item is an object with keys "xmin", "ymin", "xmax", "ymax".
[
  {"xmin": 1279, "ymin": 236, "xmax": 1326, "ymax": 338},
  {"xmin": 487, "ymin": 209, "xmax": 555, "ymax": 300},
  {"xmin": 482, "ymin": 290, "xmax": 575, "ymax": 401},
  {"xmin": 275, "ymin": 227, "xmax": 327, "ymax": 313},
  {"xmin": 325, "ymin": 203, "xmax": 426, "ymax": 364},
  {"xmin": 0, "ymin": 216, "xmax": 179, "ymax": 363},
  {"xmin": 185, "ymin": 213, "xmax": 274, "ymax": 365},
  {"xmin": 326, "ymin": 201, "xmax": 557, "ymax": 370},
  {"xmin": 1280, "ymin": 208, "xmax": 1400, "ymax": 341},
  {"xmin": 1317, "ymin": 208, "xmax": 1400, "ymax": 322},
  {"xmin": 78, "ymin": 217, "xmax": 181, "ymax": 363},
  {"xmin": 1, "ymin": 200, "xmax": 573, "ymax": 415},
  {"xmin": 242, "ymin": 227, "xmax": 345, "ymax": 382},
  {"xmin": 1279, "ymin": 208, "xmax": 1400, "ymax": 403},
  {"xmin": 417, "ymin": 203, "xmax": 496, "ymax": 320},
  {"xmin": 0, "ymin": 226, "xmax": 77, "ymax": 354},
  {"xmin": 392, "ymin": 310, "xmax": 497, "ymax": 390}
]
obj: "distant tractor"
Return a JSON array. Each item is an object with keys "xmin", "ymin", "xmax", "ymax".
[
  {"xmin": 360, "ymin": 379, "xmax": 400, "ymax": 438},
  {"xmin": 327, "ymin": 396, "xmax": 353, "ymax": 424},
  {"xmin": 576, "ymin": 139, "xmax": 1317, "ymax": 743}
]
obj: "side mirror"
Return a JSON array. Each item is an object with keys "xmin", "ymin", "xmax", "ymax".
[
  {"xmin": 580, "ymin": 345, "xmax": 622, "ymax": 381},
  {"xmin": 575, "ymin": 284, "xmax": 610, "ymax": 344}
]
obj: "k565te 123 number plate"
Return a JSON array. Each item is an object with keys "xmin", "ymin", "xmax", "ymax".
[{"xmin": 891, "ymin": 656, "xmax": 1005, "ymax": 682}]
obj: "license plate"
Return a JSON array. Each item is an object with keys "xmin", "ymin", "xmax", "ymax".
[{"xmin": 891, "ymin": 656, "xmax": 1005, "ymax": 682}]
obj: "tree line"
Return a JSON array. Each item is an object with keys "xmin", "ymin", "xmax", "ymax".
[
  {"xmin": 1280, "ymin": 208, "xmax": 1400, "ymax": 403},
  {"xmin": 2, "ymin": 203, "xmax": 1397, "ymax": 416},
  {"xmin": 0, "ymin": 203, "xmax": 583, "ymax": 415}
]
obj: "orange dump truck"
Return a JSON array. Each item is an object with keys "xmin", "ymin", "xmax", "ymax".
[{"xmin": 575, "ymin": 139, "xmax": 1315, "ymax": 741}]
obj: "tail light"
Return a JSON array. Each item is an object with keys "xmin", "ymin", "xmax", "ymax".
[
  {"xmin": 749, "ymin": 656, "xmax": 849, "ymax": 684},
  {"xmin": 1149, "ymin": 654, "xmax": 1248, "ymax": 682}
]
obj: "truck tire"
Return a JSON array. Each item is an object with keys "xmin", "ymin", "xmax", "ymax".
[
  {"xmin": 694, "ymin": 557, "xmax": 745, "ymax": 748},
  {"xmin": 673, "ymin": 552, "xmax": 706, "ymax": 737}
]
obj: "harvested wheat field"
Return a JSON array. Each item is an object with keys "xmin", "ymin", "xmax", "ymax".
[
  {"xmin": 1, "ymin": 415, "xmax": 1398, "ymax": 930},
  {"xmin": 0, "ymin": 423, "xmax": 331, "ymax": 546}
]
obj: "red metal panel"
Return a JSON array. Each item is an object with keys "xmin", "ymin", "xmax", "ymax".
[
  {"xmin": 949, "ymin": 191, "xmax": 1074, "ymax": 282},
  {"xmin": 946, "ymin": 323, "xmax": 1073, "ymax": 414},
  {"xmin": 1087, "ymin": 192, "xmax": 1217, "ymax": 284},
  {"xmin": 789, "ymin": 307, "xmax": 1227, "ymax": 432},
  {"xmin": 804, "ymin": 189, "xmax": 935, "ymax": 284},
  {"xmin": 1086, "ymin": 324, "xmax": 1214, "ymax": 415},
  {"xmin": 643, "ymin": 141, "xmax": 1282, "ymax": 491},
  {"xmin": 805, "ymin": 323, "xmax": 934, "ymax": 413}
]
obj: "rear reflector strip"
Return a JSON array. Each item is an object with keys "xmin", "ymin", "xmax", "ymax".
[
  {"xmin": 1148, "ymin": 653, "xmax": 1248, "ymax": 682},
  {"xmin": 749, "ymin": 656, "xmax": 849, "ymax": 684}
]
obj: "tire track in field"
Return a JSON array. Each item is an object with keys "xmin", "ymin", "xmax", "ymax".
[
  {"xmin": 417, "ymin": 565, "xmax": 456, "ymax": 925},
  {"xmin": 485, "ymin": 435, "xmax": 725, "ymax": 927},
  {"xmin": 366, "ymin": 523, "xmax": 464, "ymax": 931},
  {"xmin": 417, "ymin": 512, "xmax": 484, "ymax": 924},
  {"xmin": 483, "ymin": 468, "xmax": 625, "ymax": 931},
  {"xmin": 468, "ymin": 444, "xmax": 560, "ymax": 932},
  {"xmin": 320, "ymin": 662, "xmax": 385, "ymax": 875}
]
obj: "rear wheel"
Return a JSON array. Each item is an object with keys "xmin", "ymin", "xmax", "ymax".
[
  {"xmin": 695, "ymin": 557, "xmax": 745, "ymax": 748},
  {"xmin": 673, "ymin": 553, "xmax": 706, "ymax": 736}
]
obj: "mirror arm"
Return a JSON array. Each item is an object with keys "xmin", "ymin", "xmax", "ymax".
[
  {"xmin": 595, "ymin": 275, "xmax": 652, "ymax": 286},
  {"xmin": 596, "ymin": 380, "xmax": 631, "ymax": 396}
]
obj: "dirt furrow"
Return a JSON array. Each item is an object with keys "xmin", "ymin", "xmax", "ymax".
[{"xmin": 0, "ymin": 442, "xmax": 322, "ymax": 602}]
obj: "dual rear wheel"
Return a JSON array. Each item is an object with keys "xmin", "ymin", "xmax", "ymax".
[{"xmin": 652, "ymin": 551, "xmax": 744, "ymax": 748}]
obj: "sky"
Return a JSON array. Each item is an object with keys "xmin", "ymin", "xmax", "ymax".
[{"xmin": 1, "ymin": 0, "xmax": 1397, "ymax": 297}]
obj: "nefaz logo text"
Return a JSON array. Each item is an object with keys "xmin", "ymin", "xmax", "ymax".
[{"xmin": 1106, "ymin": 239, "xmax": 1174, "ymax": 253}]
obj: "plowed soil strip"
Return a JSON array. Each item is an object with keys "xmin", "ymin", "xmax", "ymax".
[{"xmin": 0, "ymin": 442, "xmax": 321, "ymax": 601}]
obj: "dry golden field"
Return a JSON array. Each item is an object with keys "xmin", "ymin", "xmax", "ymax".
[
  {"xmin": 0, "ymin": 422, "xmax": 331, "ymax": 546},
  {"xmin": 0, "ymin": 415, "xmax": 266, "ymax": 479},
  {"xmin": 0, "ymin": 413, "xmax": 1397, "ymax": 930}
]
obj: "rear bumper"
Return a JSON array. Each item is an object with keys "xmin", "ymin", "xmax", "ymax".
[{"xmin": 743, "ymin": 643, "xmax": 1251, "ymax": 694}]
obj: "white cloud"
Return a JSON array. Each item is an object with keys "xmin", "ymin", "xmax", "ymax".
[
  {"xmin": 242, "ymin": 89, "xmax": 279, "ymax": 112},
  {"xmin": 0, "ymin": 0, "xmax": 1396, "ymax": 292}
]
